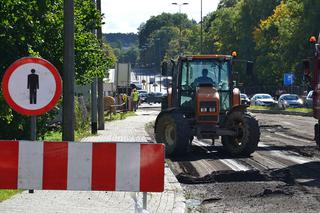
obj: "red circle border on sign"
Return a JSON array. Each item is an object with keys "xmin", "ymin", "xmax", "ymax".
[{"xmin": 2, "ymin": 57, "xmax": 62, "ymax": 116}]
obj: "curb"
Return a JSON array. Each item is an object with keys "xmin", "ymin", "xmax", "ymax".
[
  {"xmin": 248, "ymin": 109, "xmax": 312, "ymax": 117},
  {"xmin": 165, "ymin": 163, "xmax": 186, "ymax": 213}
]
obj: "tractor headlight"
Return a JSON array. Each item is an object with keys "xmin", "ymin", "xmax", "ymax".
[
  {"xmin": 208, "ymin": 107, "xmax": 216, "ymax": 112},
  {"xmin": 200, "ymin": 101, "xmax": 217, "ymax": 113},
  {"xmin": 200, "ymin": 107, "xmax": 216, "ymax": 112}
]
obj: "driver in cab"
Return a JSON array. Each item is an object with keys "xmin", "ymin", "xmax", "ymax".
[{"xmin": 193, "ymin": 68, "xmax": 215, "ymax": 88}]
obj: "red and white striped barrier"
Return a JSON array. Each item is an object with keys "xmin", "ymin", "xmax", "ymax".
[{"xmin": 0, "ymin": 141, "xmax": 164, "ymax": 192}]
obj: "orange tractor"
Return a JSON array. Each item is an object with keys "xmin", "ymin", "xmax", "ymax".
[
  {"xmin": 155, "ymin": 54, "xmax": 260, "ymax": 156},
  {"xmin": 303, "ymin": 34, "xmax": 320, "ymax": 145}
]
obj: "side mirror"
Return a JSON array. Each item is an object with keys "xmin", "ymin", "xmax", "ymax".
[{"xmin": 246, "ymin": 61, "xmax": 254, "ymax": 75}]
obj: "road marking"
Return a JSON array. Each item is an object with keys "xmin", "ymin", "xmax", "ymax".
[
  {"xmin": 193, "ymin": 139, "xmax": 250, "ymax": 171},
  {"xmin": 264, "ymin": 132, "xmax": 312, "ymax": 145},
  {"xmin": 259, "ymin": 142, "xmax": 312, "ymax": 165},
  {"xmin": 281, "ymin": 121, "xmax": 295, "ymax": 126},
  {"xmin": 253, "ymin": 151, "xmax": 287, "ymax": 168},
  {"xmin": 269, "ymin": 150, "xmax": 312, "ymax": 165},
  {"xmin": 219, "ymin": 159, "xmax": 250, "ymax": 171},
  {"xmin": 258, "ymin": 142, "xmax": 270, "ymax": 147},
  {"xmin": 274, "ymin": 132, "xmax": 312, "ymax": 143}
]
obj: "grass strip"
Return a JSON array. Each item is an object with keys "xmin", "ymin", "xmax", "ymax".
[
  {"xmin": 248, "ymin": 105, "xmax": 312, "ymax": 113},
  {"xmin": 0, "ymin": 190, "xmax": 23, "ymax": 202},
  {"xmin": 104, "ymin": 111, "xmax": 136, "ymax": 122}
]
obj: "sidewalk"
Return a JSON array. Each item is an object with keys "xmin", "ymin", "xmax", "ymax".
[{"xmin": 0, "ymin": 108, "xmax": 185, "ymax": 213}]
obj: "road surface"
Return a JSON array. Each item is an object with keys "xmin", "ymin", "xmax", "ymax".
[{"xmin": 147, "ymin": 111, "xmax": 320, "ymax": 212}]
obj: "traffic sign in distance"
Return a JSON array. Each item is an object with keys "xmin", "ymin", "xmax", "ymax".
[
  {"xmin": 283, "ymin": 73, "xmax": 294, "ymax": 86},
  {"xmin": 2, "ymin": 57, "xmax": 62, "ymax": 116}
]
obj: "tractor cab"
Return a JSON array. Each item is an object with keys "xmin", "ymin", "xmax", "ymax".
[{"xmin": 179, "ymin": 55, "xmax": 232, "ymax": 112}]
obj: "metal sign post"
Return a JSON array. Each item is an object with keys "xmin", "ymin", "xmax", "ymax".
[
  {"xmin": 143, "ymin": 192, "xmax": 147, "ymax": 210},
  {"xmin": 30, "ymin": 116, "xmax": 37, "ymax": 141},
  {"xmin": 29, "ymin": 116, "xmax": 37, "ymax": 194}
]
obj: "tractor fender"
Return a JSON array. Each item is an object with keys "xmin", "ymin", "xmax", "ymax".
[
  {"xmin": 227, "ymin": 104, "xmax": 248, "ymax": 116},
  {"xmin": 154, "ymin": 107, "xmax": 177, "ymax": 134}
]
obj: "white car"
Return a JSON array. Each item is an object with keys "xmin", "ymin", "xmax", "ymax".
[{"xmin": 250, "ymin": 93, "xmax": 276, "ymax": 106}]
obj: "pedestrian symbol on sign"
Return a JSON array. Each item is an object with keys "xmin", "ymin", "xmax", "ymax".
[{"xmin": 27, "ymin": 69, "xmax": 39, "ymax": 104}]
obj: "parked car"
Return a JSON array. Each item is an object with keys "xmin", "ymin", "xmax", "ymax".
[
  {"xmin": 250, "ymin": 93, "xmax": 276, "ymax": 106},
  {"xmin": 305, "ymin": 90, "xmax": 313, "ymax": 108},
  {"xmin": 131, "ymin": 81, "xmax": 143, "ymax": 90},
  {"xmin": 139, "ymin": 92, "xmax": 148, "ymax": 103},
  {"xmin": 137, "ymin": 89, "xmax": 147, "ymax": 95},
  {"xmin": 278, "ymin": 94, "xmax": 304, "ymax": 109},
  {"xmin": 240, "ymin": 93, "xmax": 250, "ymax": 106},
  {"xmin": 146, "ymin": 92, "xmax": 163, "ymax": 104}
]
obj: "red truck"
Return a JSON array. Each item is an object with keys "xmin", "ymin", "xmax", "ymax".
[{"xmin": 303, "ymin": 34, "xmax": 320, "ymax": 145}]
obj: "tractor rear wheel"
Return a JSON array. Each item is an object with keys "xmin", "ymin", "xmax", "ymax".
[
  {"xmin": 155, "ymin": 112, "xmax": 190, "ymax": 156},
  {"xmin": 222, "ymin": 111, "xmax": 260, "ymax": 156}
]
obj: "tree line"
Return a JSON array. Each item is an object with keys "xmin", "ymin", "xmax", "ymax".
[
  {"xmin": 0, "ymin": 0, "xmax": 116, "ymax": 139},
  {"xmin": 137, "ymin": 0, "xmax": 320, "ymax": 89}
]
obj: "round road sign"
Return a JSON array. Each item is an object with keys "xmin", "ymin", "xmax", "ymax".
[{"xmin": 2, "ymin": 57, "xmax": 62, "ymax": 116}]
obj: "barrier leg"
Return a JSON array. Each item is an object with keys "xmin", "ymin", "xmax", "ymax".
[{"xmin": 143, "ymin": 192, "xmax": 147, "ymax": 210}]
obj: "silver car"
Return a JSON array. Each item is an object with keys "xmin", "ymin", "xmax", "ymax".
[
  {"xmin": 305, "ymin": 91, "xmax": 313, "ymax": 108},
  {"xmin": 278, "ymin": 94, "xmax": 303, "ymax": 109},
  {"xmin": 250, "ymin": 94, "xmax": 276, "ymax": 106}
]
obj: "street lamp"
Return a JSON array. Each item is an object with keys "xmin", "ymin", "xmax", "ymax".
[
  {"xmin": 171, "ymin": 2, "xmax": 189, "ymax": 13},
  {"xmin": 171, "ymin": 2, "xmax": 189, "ymax": 55}
]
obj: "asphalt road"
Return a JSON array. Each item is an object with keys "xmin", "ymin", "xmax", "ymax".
[{"xmin": 162, "ymin": 112, "xmax": 320, "ymax": 212}]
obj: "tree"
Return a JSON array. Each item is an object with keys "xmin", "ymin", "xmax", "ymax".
[
  {"xmin": 0, "ymin": 0, "xmax": 115, "ymax": 139},
  {"xmin": 138, "ymin": 13, "xmax": 196, "ymax": 71}
]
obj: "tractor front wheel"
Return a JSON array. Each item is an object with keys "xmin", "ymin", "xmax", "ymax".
[
  {"xmin": 155, "ymin": 112, "xmax": 190, "ymax": 156},
  {"xmin": 222, "ymin": 111, "xmax": 260, "ymax": 156}
]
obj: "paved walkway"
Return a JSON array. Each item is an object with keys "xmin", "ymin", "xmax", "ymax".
[{"xmin": 0, "ymin": 108, "xmax": 185, "ymax": 213}]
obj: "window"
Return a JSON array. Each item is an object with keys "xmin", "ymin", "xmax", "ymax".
[
  {"xmin": 181, "ymin": 59, "xmax": 229, "ymax": 90},
  {"xmin": 180, "ymin": 59, "xmax": 231, "ymax": 111},
  {"xmin": 283, "ymin": 95, "xmax": 298, "ymax": 100}
]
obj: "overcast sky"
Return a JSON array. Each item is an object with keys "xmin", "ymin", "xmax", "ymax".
[{"xmin": 101, "ymin": 0, "xmax": 220, "ymax": 33}]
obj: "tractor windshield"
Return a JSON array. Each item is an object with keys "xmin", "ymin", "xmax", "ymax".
[
  {"xmin": 180, "ymin": 58, "xmax": 231, "ymax": 111},
  {"xmin": 181, "ymin": 59, "xmax": 230, "ymax": 90}
]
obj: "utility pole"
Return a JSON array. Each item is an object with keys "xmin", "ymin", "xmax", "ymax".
[
  {"xmin": 97, "ymin": 0, "xmax": 104, "ymax": 130},
  {"xmin": 91, "ymin": 78, "xmax": 97, "ymax": 134},
  {"xmin": 62, "ymin": 0, "xmax": 75, "ymax": 141},
  {"xmin": 200, "ymin": 0, "xmax": 203, "ymax": 54},
  {"xmin": 91, "ymin": 0, "xmax": 97, "ymax": 134}
]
